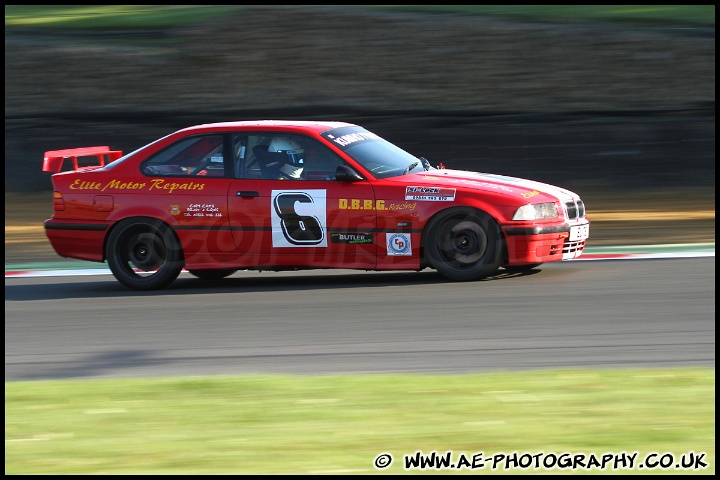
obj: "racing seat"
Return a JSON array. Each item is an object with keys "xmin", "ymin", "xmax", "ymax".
[{"xmin": 253, "ymin": 145, "xmax": 285, "ymax": 179}]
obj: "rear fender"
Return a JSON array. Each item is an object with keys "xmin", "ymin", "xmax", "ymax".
[{"xmin": 102, "ymin": 214, "xmax": 181, "ymax": 263}]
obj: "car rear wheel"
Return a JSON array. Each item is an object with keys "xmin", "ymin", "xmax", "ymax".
[
  {"xmin": 106, "ymin": 218, "xmax": 184, "ymax": 290},
  {"xmin": 424, "ymin": 208, "xmax": 502, "ymax": 281},
  {"xmin": 187, "ymin": 269, "xmax": 239, "ymax": 280}
]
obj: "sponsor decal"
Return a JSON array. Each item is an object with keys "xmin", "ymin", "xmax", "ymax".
[
  {"xmin": 473, "ymin": 172, "xmax": 577, "ymax": 203},
  {"xmin": 148, "ymin": 179, "xmax": 205, "ymax": 193},
  {"xmin": 183, "ymin": 203, "xmax": 222, "ymax": 218},
  {"xmin": 331, "ymin": 233, "xmax": 373, "ymax": 244},
  {"xmin": 405, "ymin": 186, "xmax": 456, "ymax": 201},
  {"xmin": 387, "ymin": 202, "xmax": 417, "ymax": 211},
  {"xmin": 339, "ymin": 198, "xmax": 386, "ymax": 210},
  {"xmin": 326, "ymin": 131, "xmax": 380, "ymax": 148},
  {"xmin": 386, "ymin": 233, "xmax": 412, "ymax": 256},
  {"xmin": 271, "ymin": 189, "xmax": 327, "ymax": 247},
  {"xmin": 69, "ymin": 180, "xmax": 107, "ymax": 190},
  {"xmin": 338, "ymin": 199, "xmax": 417, "ymax": 211},
  {"xmin": 170, "ymin": 205, "xmax": 180, "ymax": 216},
  {"xmin": 69, "ymin": 178, "xmax": 206, "ymax": 193},
  {"xmin": 521, "ymin": 190, "xmax": 541, "ymax": 199}
]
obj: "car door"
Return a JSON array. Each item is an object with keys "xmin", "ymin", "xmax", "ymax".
[
  {"xmin": 139, "ymin": 133, "xmax": 238, "ymax": 265},
  {"xmin": 227, "ymin": 133, "xmax": 377, "ymax": 269}
]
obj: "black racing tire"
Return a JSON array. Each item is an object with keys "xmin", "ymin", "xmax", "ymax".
[
  {"xmin": 187, "ymin": 269, "xmax": 239, "ymax": 280},
  {"xmin": 504, "ymin": 263, "xmax": 542, "ymax": 273},
  {"xmin": 106, "ymin": 217, "xmax": 184, "ymax": 290},
  {"xmin": 423, "ymin": 207, "xmax": 503, "ymax": 281}
]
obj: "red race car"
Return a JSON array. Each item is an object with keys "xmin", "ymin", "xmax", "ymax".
[{"xmin": 42, "ymin": 120, "xmax": 590, "ymax": 290}]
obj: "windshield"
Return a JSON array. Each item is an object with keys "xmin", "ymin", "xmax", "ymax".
[{"xmin": 321, "ymin": 126, "xmax": 430, "ymax": 179}]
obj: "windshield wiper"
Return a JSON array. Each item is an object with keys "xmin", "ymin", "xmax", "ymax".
[
  {"xmin": 403, "ymin": 161, "xmax": 419, "ymax": 175},
  {"xmin": 419, "ymin": 157, "xmax": 432, "ymax": 171}
]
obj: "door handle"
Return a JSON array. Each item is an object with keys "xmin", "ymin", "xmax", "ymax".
[{"xmin": 236, "ymin": 191, "xmax": 259, "ymax": 197}]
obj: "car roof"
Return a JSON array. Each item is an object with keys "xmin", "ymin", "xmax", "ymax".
[{"xmin": 177, "ymin": 120, "xmax": 358, "ymax": 135}]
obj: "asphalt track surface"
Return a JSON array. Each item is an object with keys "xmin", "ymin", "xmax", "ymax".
[{"xmin": 5, "ymin": 257, "xmax": 715, "ymax": 380}]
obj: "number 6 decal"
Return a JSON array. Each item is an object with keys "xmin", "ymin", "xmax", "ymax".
[{"xmin": 271, "ymin": 190, "xmax": 327, "ymax": 247}]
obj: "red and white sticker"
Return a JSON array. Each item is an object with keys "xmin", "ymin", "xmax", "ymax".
[
  {"xmin": 405, "ymin": 186, "xmax": 456, "ymax": 201},
  {"xmin": 386, "ymin": 233, "xmax": 412, "ymax": 256}
]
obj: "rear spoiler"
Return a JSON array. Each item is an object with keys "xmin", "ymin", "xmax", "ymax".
[{"xmin": 43, "ymin": 146, "xmax": 123, "ymax": 173}]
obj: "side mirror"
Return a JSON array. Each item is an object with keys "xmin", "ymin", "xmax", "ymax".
[{"xmin": 334, "ymin": 165, "xmax": 364, "ymax": 182}]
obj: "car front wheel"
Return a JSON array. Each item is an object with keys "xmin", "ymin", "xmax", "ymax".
[
  {"xmin": 106, "ymin": 217, "xmax": 184, "ymax": 290},
  {"xmin": 424, "ymin": 208, "xmax": 503, "ymax": 281}
]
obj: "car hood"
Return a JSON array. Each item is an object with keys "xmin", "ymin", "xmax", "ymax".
[{"xmin": 398, "ymin": 168, "xmax": 582, "ymax": 203}]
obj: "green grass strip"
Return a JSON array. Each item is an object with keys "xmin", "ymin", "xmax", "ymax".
[{"xmin": 6, "ymin": 367, "xmax": 715, "ymax": 474}]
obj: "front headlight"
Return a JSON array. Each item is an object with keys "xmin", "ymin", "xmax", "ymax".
[{"xmin": 512, "ymin": 203, "xmax": 559, "ymax": 221}]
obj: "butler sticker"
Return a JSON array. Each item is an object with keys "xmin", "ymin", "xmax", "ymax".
[{"xmin": 331, "ymin": 233, "xmax": 373, "ymax": 244}]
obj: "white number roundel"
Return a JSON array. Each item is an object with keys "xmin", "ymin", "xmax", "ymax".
[{"xmin": 271, "ymin": 190, "xmax": 327, "ymax": 247}]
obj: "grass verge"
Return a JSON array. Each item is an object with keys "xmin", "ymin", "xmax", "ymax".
[{"xmin": 5, "ymin": 367, "xmax": 715, "ymax": 474}]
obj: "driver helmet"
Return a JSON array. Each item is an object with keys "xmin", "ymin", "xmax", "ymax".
[{"xmin": 268, "ymin": 137, "xmax": 304, "ymax": 165}]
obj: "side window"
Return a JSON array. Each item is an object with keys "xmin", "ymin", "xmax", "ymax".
[
  {"xmin": 142, "ymin": 135, "xmax": 226, "ymax": 177},
  {"xmin": 235, "ymin": 134, "xmax": 272, "ymax": 179},
  {"xmin": 300, "ymin": 138, "xmax": 344, "ymax": 180},
  {"xmin": 235, "ymin": 134, "xmax": 344, "ymax": 180},
  {"xmin": 232, "ymin": 134, "xmax": 248, "ymax": 178}
]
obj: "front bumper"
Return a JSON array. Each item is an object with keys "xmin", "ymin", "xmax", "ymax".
[{"xmin": 502, "ymin": 220, "xmax": 590, "ymax": 264}]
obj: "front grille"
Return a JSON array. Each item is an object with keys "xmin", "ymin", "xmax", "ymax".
[
  {"xmin": 564, "ymin": 200, "xmax": 585, "ymax": 220},
  {"xmin": 563, "ymin": 239, "xmax": 586, "ymax": 255}
]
